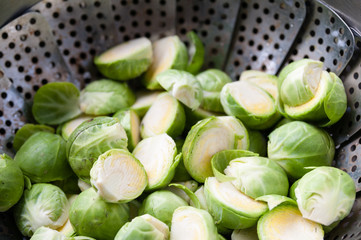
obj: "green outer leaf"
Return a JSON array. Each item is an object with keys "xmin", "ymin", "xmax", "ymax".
[
  {"xmin": 69, "ymin": 188, "xmax": 129, "ymax": 240},
  {"xmin": 256, "ymin": 194, "xmax": 297, "ymax": 210},
  {"xmin": 211, "ymin": 150, "xmax": 258, "ymax": 182},
  {"xmin": 15, "ymin": 132, "xmax": 72, "ymax": 183},
  {"xmin": 32, "ymin": 82, "xmax": 81, "ymax": 125},
  {"xmin": 169, "ymin": 183, "xmax": 201, "ymax": 209},
  {"xmin": 66, "ymin": 116, "xmax": 128, "ymax": 183},
  {"xmin": 113, "ymin": 109, "xmax": 140, "ymax": 151},
  {"xmin": 186, "ymin": 31, "xmax": 204, "ymax": 74},
  {"xmin": 79, "ymin": 79, "xmax": 135, "ymax": 115},
  {"xmin": 289, "ymin": 179, "xmax": 299, "ymax": 200},
  {"xmin": 30, "ymin": 226, "xmax": 66, "ymax": 240},
  {"xmin": 320, "ymin": 72, "xmax": 347, "ymax": 126},
  {"xmin": 0, "ymin": 154, "xmax": 24, "ymax": 212},
  {"xmin": 13, "ymin": 124, "xmax": 54, "ymax": 151}
]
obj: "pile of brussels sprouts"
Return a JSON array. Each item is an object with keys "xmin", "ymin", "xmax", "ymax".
[{"xmin": 0, "ymin": 31, "xmax": 356, "ymax": 240}]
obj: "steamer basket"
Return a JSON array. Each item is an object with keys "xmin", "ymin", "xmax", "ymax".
[{"xmin": 0, "ymin": 0, "xmax": 360, "ymax": 239}]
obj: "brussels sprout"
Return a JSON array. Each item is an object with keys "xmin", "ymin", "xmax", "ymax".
[
  {"xmin": 139, "ymin": 190, "xmax": 188, "ymax": 226},
  {"xmin": 289, "ymin": 179, "xmax": 299, "ymax": 200},
  {"xmin": 267, "ymin": 121, "xmax": 334, "ymax": 180},
  {"xmin": 204, "ymin": 177, "xmax": 268, "ymax": 229},
  {"xmin": 60, "ymin": 115, "xmax": 93, "ymax": 141},
  {"xmin": 77, "ymin": 179, "xmax": 91, "ymax": 192},
  {"xmin": 166, "ymin": 180, "xmax": 199, "ymax": 204},
  {"xmin": 32, "ymin": 82, "xmax": 81, "ymax": 125},
  {"xmin": 256, "ymin": 195, "xmax": 297, "ymax": 210},
  {"xmin": 67, "ymin": 116, "xmax": 128, "ymax": 182},
  {"xmin": 131, "ymin": 90, "xmax": 163, "ymax": 118},
  {"xmin": 156, "ymin": 69, "xmax": 203, "ymax": 110},
  {"xmin": 52, "ymin": 174, "xmax": 81, "ymax": 194},
  {"xmin": 115, "ymin": 214, "xmax": 169, "ymax": 240},
  {"xmin": 169, "ymin": 183, "xmax": 201, "ymax": 208},
  {"xmin": 196, "ymin": 69, "xmax": 232, "ymax": 112},
  {"xmin": 30, "ymin": 226, "xmax": 66, "ymax": 240},
  {"xmin": 140, "ymin": 93, "xmax": 185, "ymax": 139},
  {"xmin": 90, "ymin": 149, "xmax": 147, "ymax": 203},
  {"xmin": 257, "ymin": 204, "xmax": 324, "ymax": 240},
  {"xmin": 294, "ymin": 167, "xmax": 356, "ymax": 226},
  {"xmin": 57, "ymin": 195, "xmax": 78, "ymax": 237},
  {"xmin": 94, "ymin": 37, "xmax": 152, "ymax": 81},
  {"xmin": 231, "ymin": 226, "xmax": 258, "ymax": 240},
  {"xmin": 240, "ymin": 70, "xmax": 279, "ymax": 100},
  {"xmin": 133, "ymin": 134, "xmax": 179, "ymax": 190},
  {"xmin": 0, "ymin": 154, "xmax": 24, "ymax": 212},
  {"xmin": 277, "ymin": 59, "xmax": 347, "ymax": 126},
  {"xmin": 247, "ymin": 129, "xmax": 267, "ymax": 156},
  {"xmin": 13, "ymin": 124, "xmax": 54, "ymax": 151},
  {"xmin": 69, "ymin": 188, "xmax": 129, "ymax": 240},
  {"xmin": 224, "ymin": 157, "xmax": 289, "ymax": 198},
  {"xmin": 14, "ymin": 183, "xmax": 69, "ymax": 237},
  {"xmin": 186, "ymin": 31, "xmax": 204, "ymax": 74},
  {"xmin": 273, "ymin": 118, "xmax": 293, "ymax": 129},
  {"xmin": 220, "ymin": 79, "xmax": 280, "ymax": 130},
  {"xmin": 170, "ymin": 206, "xmax": 218, "ymax": 240},
  {"xmin": 183, "ymin": 116, "xmax": 249, "ymax": 182},
  {"xmin": 79, "ymin": 79, "xmax": 135, "ymax": 115},
  {"xmin": 193, "ymin": 186, "xmax": 208, "ymax": 210},
  {"xmin": 113, "ymin": 109, "xmax": 140, "ymax": 151},
  {"xmin": 143, "ymin": 36, "xmax": 188, "ymax": 90},
  {"xmin": 15, "ymin": 132, "xmax": 72, "ymax": 183}
]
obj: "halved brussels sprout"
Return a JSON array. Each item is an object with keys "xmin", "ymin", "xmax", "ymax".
[
  {"xmin": 90, "ymin": 149, "xmax": 147, "ymax": 203},
  {"xmin": 294, "ymin": 167, "xmax": 356, "ymax": 226},
  {"xmin": 113, "ymin": 109, "xmax": 140, "ymax": 151},
  {"xmin": 13, "ymin": 124, "xmax": 54, "ymax": 151},
  {"xmin": 257, "ymin": 204, "xmax": 324, "ymax": 240},
  {"xmin": 15, "ymin": 132, "xmax": 72, "ymax": 183},
  {"xmin": 143, "ymin": 36, "xmax": 188, "ymax": 90},
  {"xmin": 140, "ymin": 93, "xmax": 185, "ymax": 139},
  {"xmin": 94, "ymin": 37, "xmax": 152, "ymax": 81},
  {"xmin": 224, "ymin": 156, "xmax": 289, "ymax": 198},
  {"xmin": 32, "ymin": 82, "xmax": 81, "ymax": 125},
  {"xmin": 0, "ymin": 154, "xmax": 24, "ymax": 212},
  {"xmin": 57, "ymin": 195, "xmax": 78, "ymax": 237},
  {"xmin": 115, "ymin": 214, "xmax": 169, "ymax": 240},
  {"xmin": 247, "ymin": 129, "xmax": 267, "ymax": 156},
  {"xmin": 133, "ymin": 134, "xmax": 179, "ymax": 190},
  {"xmin": 131, "ymin": 90, "xmax": 163, "ymax": 117},
  {"xmin": 196, "ymin": 69, "xmax": 232, "ymax": 112},
  {"xmin": 204, "ymin": 177, "xmax": 268, "ymax": 229},
  {"xmin": 67, "ymin": 116, "xmax": 128, "ymax": 182},
  {"xmin": 193, "ymin": 186, "xmax": 208, "ymax": 210},
  {"xmin": 183, "ymin": 116, "xmax": 249, "ymax": 182},
  {"xmin": 220, "ymin": 79, "xmax": 280, "ymax": 130},
  {"xmin": 256, "ymin": 194, "xmax": 297, "ymax": 211},
  {"xmin": 267, "ymin": 121, "xmax": 334, "ymax": 180},
  {"xmin": 139, "ymin": 190, "xmax": 188, "ymax": 226},
  {"xmin": 231, "ymin": 226, "xmax": 258, "ymax": 240},
  {"xmin": 30, "ymin": 226, "xmax": 66, "ymax": 240},
  {"xmin": 186, "ymin": 31, "xmax": 204, "ymax": 74},
  {"xmin": 156, "ymin": 69, "xmax": 203, "ymax": 110},
  {"xmin": 170, "ymin": 206, "xmax": 218, "ymax": 240},
  {"xmin": 79, "ymin": 79, "xmax": 135, "ymax": 115},
  {"xmin": 240, "ymin": 70, "xmax": 279, "ymax": 100},
  {"xmin": 277, "ymin": 59, "xmax": 347, "ymax": 126},
  {"xmin": 69, "ymin": 188, "xmax": 129, "ymax": 240},
  {"xmin": 60, "ymin": 115, "xmax": 93, "ymax": 141},
  {"xmin": 14, "ymin": 183, "xmax": 69, "ymax": 237}
]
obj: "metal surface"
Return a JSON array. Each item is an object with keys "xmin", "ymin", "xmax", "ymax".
[
  {"xmin": 225, "ymin": 0, "xmax": 306, "ymax": 80},
  {"xmin": 176, "ymin": 0, "xmax": 241, "ymax": 70},
  {"xmin": 282, "ymin": 0, "xmax": 354, "ymax": 75}
]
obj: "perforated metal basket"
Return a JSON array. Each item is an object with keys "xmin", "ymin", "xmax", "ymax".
[{"xmin": 0, "ymin": 0, "xmax": 361, "ymax": 239}]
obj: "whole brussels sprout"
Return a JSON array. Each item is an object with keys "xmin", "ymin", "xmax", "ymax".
[
  {"xmin": 13, "ymin": 123, "xmax": 54, "ymax": 151},
  {"xmin": 69, "ymin": 188, "xmax": 129, "ymax": 240},
  {"xmin": 139, "ymin": 190, "xmax": 188, "ymax": 226},
  {"xmin": 67, "ymin": 116, "xmax": 128, "ymax": 182},
  {"xmin": 79, "ymin": 79, "xmax": 135, "ymax": 115},
  {"xmin": 115, "ymin": 214, "xmax": 169, "ymax": 240},
  {"xmin": 15, "ymin": 132, "xmax": 72, "ymax": 183},
  {"xmin": 267, "ymin": 121, "xmax": 334, "ymax": 180},
  {"xmin": 0, "ymin": 154, "xmax": 24, "ymax": 212},
  {"xmin": 14, "ymin": 183, "xmax": 69, "ymax": 237}
]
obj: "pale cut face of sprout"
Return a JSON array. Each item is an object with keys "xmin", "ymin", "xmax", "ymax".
[
  {"xmin": 141, "ymin": 214, "xmax": 170, "ymax": 239},
  {"xmin": 62, "ymin": 115, "xmax": 93, "ymax": 140},
  {"xmin": 141, "ymin": 93, "xmax": 177, "ymax": 137},
  {"xmin": 90, "ymin": 150, "xmax": 147, "ymax": 203},
  {"xmin": 97, "ymin": 37, "xmax": 152, "ymax": 63},
  {"xmin": 240, "ymin": 71, "xmax": 278, "ymax": 99},
  {"xmin": 131, "ymin": 91, "xmax": 163, "ymax": 115},
  {"xmin": 193, "ymin": 186, "xmax": 208, "ymax": 210},
  {"xmin": 129, "ymin": 110, "xmax": 140, "ymax": 147},
  {"xmin": 133, "ymin": 134, "xmax": 176, "ymax": 188},
  {"xmin": 228, "ymin": 81, "xmax": 275, "ymax": 115},
  {"xmin": 206, "ymin": 177, "xmax": 267, "ymax": 216},
  {"xmin": 217, "ymin": 116, "xmax": 249, "ymax": 149}
]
